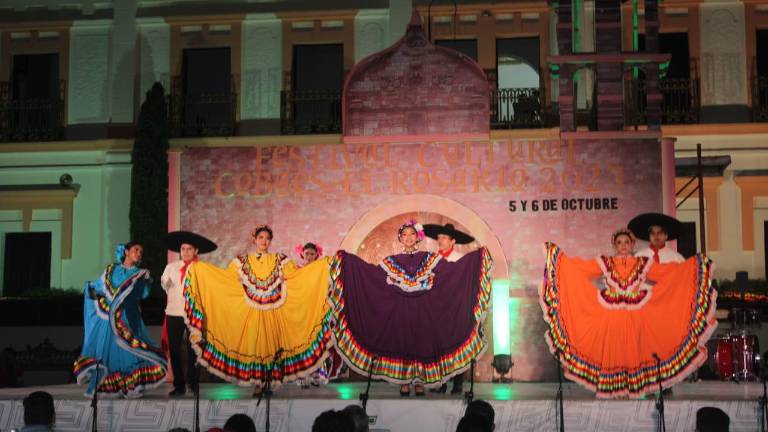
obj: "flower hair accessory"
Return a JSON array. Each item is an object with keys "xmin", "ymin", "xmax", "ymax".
[
  {"xmin": 294, "ymin": 242, "xmax": 324, "ymax": 258},
  {"xmin": 251, "ymin": 224, "xmax": 272, "ymax": 238},
  {"xmin": 611, "ymin": 227, "xmax": 636, "ymax": 243},
  {"xmin": 398, "ymin": 219, "xmax": 425, "ymax": 242},
  {"xmin": 114, "ymin": 243, "xmax": 127, "ymax": 263}
]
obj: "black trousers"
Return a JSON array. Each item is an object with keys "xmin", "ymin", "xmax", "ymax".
[{"xmin": 166, "ymin": 315, "xmax": 198, "ymax": 390}]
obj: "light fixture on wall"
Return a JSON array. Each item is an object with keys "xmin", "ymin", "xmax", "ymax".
[{"xmin": 59, "ymin": 173, "xmax": 73, "ymax": 186}]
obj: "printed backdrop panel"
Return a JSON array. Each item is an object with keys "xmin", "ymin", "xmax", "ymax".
[{"xmin": 179, "ymin": 137, "xmax": 661, "ymax": 380}]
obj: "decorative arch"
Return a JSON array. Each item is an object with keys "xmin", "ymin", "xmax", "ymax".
[{"xmin": 339, "ymin": 194, "xmax": 509, "ymax": 279}]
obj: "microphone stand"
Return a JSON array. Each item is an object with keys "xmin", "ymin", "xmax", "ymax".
[
  {"xmin": 360, "ymin": 356, "xmax": 378, "ymax": 413},
  {"xmin": 554, "ymin": 349, "xmax": 565, "ymax": 432},
  {"xmin": 90, "ymin": 359, "xmax": 100, "ymax": 432},
  {"xmin": 653, "ymin": 354, "xmax": 666, "ymax": 432},
  {"xmin": 193, "ymin": 364, "xmax": 201, "ymax": 432},
  {"xmin": 257, "ymin": 348, "xmax": 283, "ymax": 432},
  {"xmin": 464, "ymin": 359, "xmax": 475, "ymax": 405}
]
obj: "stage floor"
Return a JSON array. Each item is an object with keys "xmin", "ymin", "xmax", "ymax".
[{"xmin": 0, "ymin": 382, "xmax": 764, "ymax": 431}]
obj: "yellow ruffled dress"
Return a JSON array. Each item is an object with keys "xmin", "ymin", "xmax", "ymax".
[{"xmin": 183, "ymin": 253, "xmax": 332, "ymax": 385}]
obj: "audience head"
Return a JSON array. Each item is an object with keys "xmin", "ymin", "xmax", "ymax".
[
  {"xmin": 342, "ymin": 404, "xmax": 369, "ymax": 432},
  {"xmin": 223, "ymin": 413, "xmax": 256, "ymax": 432},
  {"xmin": 312, "ymin": 409, "xmax": 355, "ymax": 432},
  {"xmin": 23, "ymin": 391, "xmax": 55, "ymax": 426},
  {"xmin": 696, "ymin": 407, "xmax": 729, "ymax": 432},
  {"xmin": 456, "ymin": 414, "xmax": 492, "ymax": 432},
  {"xmin": 465, "ymin": 400, "xmax": 495, "ymax": 430}
]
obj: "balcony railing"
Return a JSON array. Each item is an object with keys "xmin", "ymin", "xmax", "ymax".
[
  {"xmin": 490, "ymin": 88, "xmax": 551, "ymax": 129},
  {"xmin": 624, "ymin": 75, "xmax": 700, "ymax": 125},
  {"xmin": 280, "ymin": 89, "xmax": 342, "ymax": 134},
  {"xmin": 752, "ymin": 75, "xmax": 768, "ymax": 122},
  {"xmin": 167, "ymin": 76, "xmax": 237, "ymax": 138},
  {"xmin": 0, "ymin": 81, "xmax": 65, "ymax": 142}
]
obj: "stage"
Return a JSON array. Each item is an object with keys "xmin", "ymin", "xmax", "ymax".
[{"xmin": 0, "ymin": 382, "xmax": 763, "ymax": 431}]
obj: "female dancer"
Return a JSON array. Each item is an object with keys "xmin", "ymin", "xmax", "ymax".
[
  {"xmin": 329, "ymin": 220, "xmax": 492, "ymax": 396},
  {"xmin": 539, "ymin": 228, "xmax": 717, "ymax": 398},
  {"xmin": 73, "ymin": 242, "xmax": 167, "ymax": 397},
  {"xmin": 183, "ymin": 225, "xmax": 332, "ymax": 394}
]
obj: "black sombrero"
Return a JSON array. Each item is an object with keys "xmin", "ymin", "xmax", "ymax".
[
  {"xmin": 423, "ymin": 223, "xmax": 475, "ymax": 244},
  {"xmin": 164, "ymin": 231, "xmax": 218, "ymax": 254},
  {"xmin": 628, "ymin": 213, "xmax": 682, "ymax": 241}
]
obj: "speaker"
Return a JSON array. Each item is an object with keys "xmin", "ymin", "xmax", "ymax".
[{"xmin": 735, "ymin": 271, "xmax": 749, "ymax": 291}]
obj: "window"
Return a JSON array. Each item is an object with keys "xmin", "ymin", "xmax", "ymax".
[
  {"xmin": 659, "ymin": 33, "xmax": 690, "ymax": 79},
  {"xmin": 289, "ymin": 44, "xmax": 344, "ymax": 133},
  {"xmin": 496, "ymin": 38, "xmax": 540, "ymax": 89},
  {"xmin": 757, "ymin": 30, "xmax": 768, "ymax": 78},
  {"xmin": 175, "ymin": 47, "xmax": 234, "ymax": 137},
  {"xmin": 493, "ymin": 38, "xmax": 542, "ymax": 128},
  {"xmin": 435, "ymin": 39, "xmax": 478, "ymax": 61},
  {"xmin": 3, "ymin": 232, "xmax": 51, "ymax": 296},
  {"xmin": 3, "ymin": 53, "xmax": 63, "ymax": 142}
]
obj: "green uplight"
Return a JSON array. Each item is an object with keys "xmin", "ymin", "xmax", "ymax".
[
  {"xmin": 492, "ymin": 279, "xmax": 511, "ymax": 355},
  {"xmin": 210, "ymin": 384, "xmax": 242, "ymax": 400},
  {"xmin": 572, "ymin": 0, "xmax": 581, "ymax": 52},
  {"xmin": 335, "ymin": 384, "xmax": 356, "ymax": 400},
  {"xmin": 491, "ymin": 386, "xmax": 515, "ymax": 401}
]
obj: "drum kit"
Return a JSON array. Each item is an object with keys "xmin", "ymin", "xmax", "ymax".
[{"xmin": 708, "ymin": 308, "xmax": 763, "ymax": 381}]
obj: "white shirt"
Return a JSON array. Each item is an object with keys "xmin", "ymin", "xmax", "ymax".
[
  {"xmin": 161, "ymin": 260, "xmax": 193, "ymax": 317},
  {"xmin": 635, "ymin": 245, "xmax": 685, "ymax": 264},
  {"xmin": 441, "ymin": 249, "xmax": 464, "ymax": 263}
]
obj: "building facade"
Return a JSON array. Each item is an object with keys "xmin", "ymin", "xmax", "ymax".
[{"xmin": 0, "ymin": 0, "xmax": 767, "ymax": 295}]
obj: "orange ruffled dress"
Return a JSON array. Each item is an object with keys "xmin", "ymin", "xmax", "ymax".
[{"xmin": 539, "ymin": 242, "xmax": 717, "ymax": 398}]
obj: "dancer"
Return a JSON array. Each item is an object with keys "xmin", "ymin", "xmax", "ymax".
[
  {"xmin": 73, "ymin": 242, "xmax": 167, "ymax": 398},
  {"xmin": 629, "ymin": 212, "xmax": 685, "ymax": 263},
  {"xmin": 293, "ymin": 242, "xmax": 346, "ymax": 389},
  {"xmin": 329, "ymin": 219, "xmax": 492, "ymax": 396},
  {"xmin": 183, "ymin": 225, "xmax": 332, "ymax": 394},
  {"xmin": 161, "ymin": 231, "xmax": 217, "ymax": 396},
  {"xmin": 424, "ymin": 223, "xmax": 475, "ymax": 395},
  {"xmin": 539, "ymin": 228, "xmax": 717, "ymax": 398}
]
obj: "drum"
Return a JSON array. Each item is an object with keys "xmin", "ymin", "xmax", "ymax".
[
  {"xmin": 712, "ymin": 333, "xmax": 760, "ymax": 380},
  {"xmin": 713, "ymin": 336, "xmax": 735, "ymax": 379}
]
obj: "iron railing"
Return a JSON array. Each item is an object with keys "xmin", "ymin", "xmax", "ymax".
[
  {"xmin": 0, "ymin": 81, "xmax": 65, "ymax": 142},
  {"xmin": 280, "ymin": 89, "xmax": 342, "ymax": 134},
  {"xmin": 167, "ymin": 76, "xmax": 237, "ymax": 138},
  {"xmin": 624, "ymin": 74, "xmax": 700, "ymax": 125},
  {"xmin": 752, "ymin": 75, "xmax": 768, "ymax": 122},
  {"xmin": 490, "ymin": 88, "xmax": 549, "ymax": 129}
]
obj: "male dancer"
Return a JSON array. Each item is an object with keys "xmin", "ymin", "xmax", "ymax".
[
  {"xmin": 161, "ymin": 231, "xmax": 217, "ymax": 396},
  {"xmin": 423, "ymin": 223, "xmax": 476, "ymax": 395},
  {"xmin": 629, "ymin": 213, "xmax": 685, "ymax": 263}
]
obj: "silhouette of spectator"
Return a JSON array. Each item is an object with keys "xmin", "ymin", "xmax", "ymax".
[
  {"xmin": 696, "ymin": 407, "xmax": 729, "ymax": 432},
  {"xmin": 21, "ymin": 391, "xmax": 55, "ymax": 432},
  {"xmin": 312, "ymin": 409, "xmax": 354, "ymax": 432},
  {"xmin": 342, "ymin": 404, "xmax": 369, "ymax": 432},
  {"xmin": 465, "ymin": 399, "xmax": 495, "ymax": 430},
  {"xmin": 223, "ymin": 413, "xmax": 256, "ymax": 432},
  {"xmin": 456, "ymin": 414, "xmax": 492, "ymax": 432}
]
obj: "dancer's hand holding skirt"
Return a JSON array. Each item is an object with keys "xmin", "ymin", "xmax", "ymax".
[
  {"xmin": 539, "ymin": 242, "xmax": 717, "ymax": 399},
  {"xmin": 183, "ymin": 253, "xmax": 333, "ymax": 386}
]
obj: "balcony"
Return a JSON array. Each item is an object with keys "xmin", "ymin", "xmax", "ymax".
[
  {"xmin": 167, "ymin": 76, "xmax": 237, "ymax": 138},
  {"xmin": 0, "ymin": 81, "xmax": 65, "ymax": 143},
  {"xmin": 280, "ymin": 89, "xmax": 342, "ymax": 135},
  {"xmin": 490, "ymin": 88, "xmax": 556, "ymax": 129},
  {"xmin": 624, "ymin": 74, "xmax": 700, "ymax": 126}
]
